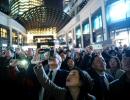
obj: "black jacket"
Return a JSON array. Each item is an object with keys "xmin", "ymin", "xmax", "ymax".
[
  {"xmin": 26, "ymin": 64, "xmax": 41, "ymax": 100},
  {"xmin": 60, "ymin": 58, "xmax": 69, "ymax": 71},
  {"xmin": 0, "ymin": 67, "xmax": 26, "ymax": 100},
  {"xmin": 109, "ymin": 73, "xmax": 130, "ymax": 100},
  {"xmin": 87, "ymin": 68, "xmax": 113, "ymax": 100},
  {"xmin": 43, "ymin": 68, "xmax": 69, "ymax": 100},
  {"xmin": 75, "ymin": 57, "xmax": 84, "ymax": 70},
  {"xmin": 34, "ymin": 65, "xmax": 96, "ymax": 100},
  {"xmin": 0, "ymin": 57, "xmax": 12, "ymax": 69},
  {"xmin": 45, "ymin": 69, "xmax": 69, "ymax": 87},
  {"xmin": 82, "ymin": 53, "xmax": 94, "ymax": 70}
]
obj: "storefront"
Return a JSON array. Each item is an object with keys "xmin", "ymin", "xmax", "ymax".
[
  {"xmin": 0, "ymin": 26, "xmax": 9, "ymax": 50},
  {"xmin": 106, "ymin": 0, "xmax": 130, "ymax": 47},
  {"xmin": 58, "ymin": 34, "xmax": 67, "ymax": 47},
  {"xmin": 12, "ymin": 29, "xmax": 26, "ymax": 47},
  {"xmin": 110, "ymin": 28, "xmax": 130, "ymax": 47},
  {"xmin": 12, "ymin": 30, "xmax": 18, "ymax": 45},
  {"xmin": 67, "ymin": 30, "xmax": 74, "ymax": 49},
  {"xmin": 82, "ymin": 19, "xmax": 90, "ymax": 47},
  {"xmin": 91, "ymin": 8, "xmax": 103, "ymax": 43},
  {"xmin": 75, "ymin": 25, "xmax": 82, "ymax": 48}
]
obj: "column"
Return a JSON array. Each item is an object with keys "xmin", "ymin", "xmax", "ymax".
[
  {"xmin": 101, "ymin": 0, "xmax": 108, "ymax": 41},
  {"xmin": 89, "ymin": 12, "xmax": 93, "ymax": 45},
  {"xmin": 7, "ymin": 18, "xmax": 13, "ymax": 47},
  {"xmin": 8, "ymin": 27, "xmax": 12, "ymax": 47},
  {"xmin": 65, "ymin": 32, "xmax": 68, "ymax": 47},
  {"xmin": 128, "ymin": 29, "xmax": 130, "ymax": 46},
  {"xmin": 73, "ymin": 28, "xmax": 76, "ymax": 47},
  {"xmin": 80, "ymin": 23, "xmax": 84, "ymax": 48}
]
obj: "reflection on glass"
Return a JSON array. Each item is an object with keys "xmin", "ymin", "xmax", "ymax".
[
  {"xmin": 19, "ymin": 34, "xmax": 23, "ymax": 44},
  {"xmin": 28, "ymin": 27, "xmax": 57, "ymax": 35},
  {"xmin": 115, "ymin": 31, "xmax": 129, "ymax": 47},
  {"xmin": 83, "ymin": 22, "xmax": 90, "ymax": 34},
  {"xmin": 13, "ymin": 32, "xmax": 18, "ymax": 44},
  {"xmin": 127, "ymin": 0, "xmax": 130, "ymax": 17},
  {"xmin": 11, "ymin": 0, "xmax": 42, "ymax": 17},
  {"xmin": 93, "ymin": 15, "xmax": 102, "ymax": 30},
  {"xmin": 96, "ymin": 34, "xmax": 103, "ymax": 42},
  {"xmin": 106, "ymin": 0, "xmax": 130, "ymax": 24},
  {"xmin": 0, "ymin": 28, "xmax": 7, "ymax": 38},
  {"xmin": 76, "ymin": 26, "xmax": 82, "ymax": 48},
  {"xmin": 76, "ymin": 29, "xmax": 81, "ymax": 38},
  {"xmin": 27, "ymin": 27, "xmax": 57, "ymax": 44}
]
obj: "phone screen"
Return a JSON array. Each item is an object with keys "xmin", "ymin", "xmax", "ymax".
[{"xmin": 40, "ymin": 53, "xmax": 45, "ymax": 60}]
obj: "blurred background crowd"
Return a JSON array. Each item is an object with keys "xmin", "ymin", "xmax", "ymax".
[{"xmin": 0, "ymin": 44, "xmax": 130, "ymax": 100}]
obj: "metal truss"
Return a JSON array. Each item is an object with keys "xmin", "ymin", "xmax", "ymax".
[{"xmin": 17, "ymin": 6, "xmax": 71, "ymax": 32}]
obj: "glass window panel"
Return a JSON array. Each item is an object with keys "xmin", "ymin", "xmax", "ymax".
[
  {"xmin": 107, "ymin": 0, "xmax": 127, "ymax": 23},
  {"xmin": 126, "ymin": 0, "xmax": 130, "ymax": 18},
  {"xmin": 93, "ymin": 15, "xmax": 102, "ymax": 30},
  {"xmin": 96, "ymin": 34, "xmax": 103, "ymax": 42},
  {"xmin": 11, "ymin": 0, "xmax": 42, "ymax": 16},
  {"xmin": 76, "ymin": 28, "xmax": 81, "ymax": 38},
  {"xmin": 83, "ymin": 20, "xmax": 90, "ymax": 34},
  {"xmin": 1, "ymin": 28, "xmax": 7, "ymax": 38},
  {"xmin": 76, "ymin": 26, "xmax": 82, "ymax": 48},
  {"xmin": 99, "ymin": 15, "xmax": 103, "ymax": 28}
]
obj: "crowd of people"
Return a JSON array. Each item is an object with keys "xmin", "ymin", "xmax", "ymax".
[{"xmin": 0, "ymin": 45, "xmax": 130, "ymax": 100}]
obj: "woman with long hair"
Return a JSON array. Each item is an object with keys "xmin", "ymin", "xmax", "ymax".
[
  {"xmin": 34, "ymin": 63, "xmax": 95, "ymax": 100},
  {"xmin": 107, "ymin": 56, "xmax": 125, "ymax": 79}
]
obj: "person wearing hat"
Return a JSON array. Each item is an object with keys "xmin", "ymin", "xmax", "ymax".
[
  {"xmin": 109, "ymin": 49, "xmax": 130, "ymax": 100},
  {"xmin": 34, "ymin": 63, "xmax": 96, "ymax": 100}
]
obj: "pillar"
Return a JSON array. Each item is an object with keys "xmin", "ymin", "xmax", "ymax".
[
  {"xmin": 89, "ymin": 12, "xmax": 93, "ymax": 45},
  {"xmin": 101, "ymin": 0, "xmax": 108, "ymax": 41}
]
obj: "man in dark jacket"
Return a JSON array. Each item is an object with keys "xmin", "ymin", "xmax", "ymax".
[
  {"xmin": 0, "ymin": 59, "xmax": 26, "ymax": 100},
  {"xmin": 59, "ymin": 50, "xmax": 69, "ymax": 71},
  {"xmin": 102, "ymin": 47, "xmax": 111, "ymax": 68},
  {"xmin": 82, "ymin": 46, "xmax": 95, "ymax": 70},
  {"xmin": 87, "ymin": 55, "xmax": 113, "ymax": 100},
  {"xmin": 109, "ymin": 49, "xmax": 130, "ymax": 100},
  {"xmin": 41, "ymin": 53, "xmax": 68, "ymax": 100}
]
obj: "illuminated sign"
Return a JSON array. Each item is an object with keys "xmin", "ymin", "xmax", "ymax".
[{"xmin": 106, "ymin": 0, "xmax": 130, "ymax": 24}]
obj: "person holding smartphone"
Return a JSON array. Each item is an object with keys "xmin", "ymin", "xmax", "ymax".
[{"xmin": 34, "ymin": 63, "xmax": 96, "ymax": 100}]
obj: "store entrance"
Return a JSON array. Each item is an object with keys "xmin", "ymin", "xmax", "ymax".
[{"xmin": 115, "ymin": 31, "xmax": 129, "ymax": 47}]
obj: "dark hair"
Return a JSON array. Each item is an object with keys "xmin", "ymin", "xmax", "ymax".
[
  {"xmin": 123, "ymin": 49, "xmax": 130, "ymax": 57},
  {"xmin": 90, "ymin": 54, "xmax": 99, "ymax": 67},
  {"xmin": 6, "ymin": 47, "xmax": 14, "ymax": 53},
  {"xmin": 66, "ymin": 57, "xmax": 73, "ymax": 62},
  {"xmin": 109, "ymin": 50, "xmax": 117, "ymax": 55},
  {"xmin": 70, "ymin": 67, "xmax": 93, "ymax": 93},
  {"xmin": 89, "ymin": 45, "xmax": 93, "ymax": 50},
  {"xmin": 58, "ymin": 50, "xmax": 66, "ymax": 55},
  {"xmin": 109, "ymin": 56, "xmax": 121, "ymax": 69}
]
